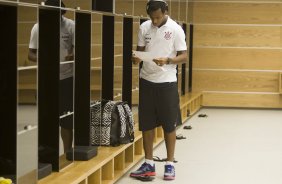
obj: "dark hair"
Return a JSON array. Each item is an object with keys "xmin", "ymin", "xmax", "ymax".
[
  {"xmin": 146, "ymin": 0, "xmax": 168, "ymax": 15},
  {"xmin": 45, "ymin": 0, "xmax": 66, "ymax": 14}
]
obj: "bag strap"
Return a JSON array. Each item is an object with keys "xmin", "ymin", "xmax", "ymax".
[
  {"xmin": 123, "ymin": 103, "xmax": 135, "ymax": 136},
  {"xmin": 117, "ymin": 104, "xmax": 126, "ymax": 138},
  {"xmin": 102, "ymin": 101, "xmax": 116, "ymax": 125}
]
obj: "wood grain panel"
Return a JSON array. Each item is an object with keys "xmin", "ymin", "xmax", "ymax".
[
  {"xmin": 134, "ymin": 0, "xmax": 147, "ymax": 17},
  {"xmin": 114, "ymin": 67, "xmax": 123, "ymax": 91},
  {"xmin": 186, "ymin": 24, "xmax": 190, "ymax": 45},
  {"xmin": 18, "ymin": 90, "xmax": 37, "ymax": 104},
  {"xmin": 115, "ymin": 45, "xmax": 123, "ymax": 55},
  {"xmin": 170, "ymin": 1, "xmax": 179, "ymax": 21},
  {"xmin": 133, "ymin": 20, "xmax": 140, "ymax": 45},
  {"xmin": 93, "ymin": 55, "xmax": 131, "ymax": 68},
  {"xmin": 115, "ymin": 67, "xmax": 139, "ymax": 88},
  {"xmin": 18, "ymin": 6, "xmax": 37, "ymax": 22},
  {"xmin": 194, "ymin": 25, "xmax": 282, "ymax": 47},
  {"xmin": 91, "ymin": 88, "xmax": 139, "ymax": 105},
  {"xmin": 203, "ymin": 92, "xmax": 282, "ymax": 108},
  {"xmin": 18, "ymin": 45, "xmax": 29, "ymax": 66},
  {"xmin": 91, "ymin": 45, "xmax": 102, "ymax": 58},
  {"xmin": 91, "ymin": 22, "xmax": 102, "ymax": 44},
  {"xmin": 114, "ymin": 55, "xmax": 123, "ymax": 66},
  {"xmin": 132, "ymin": 67, "xmax": 140, "ymax": 90},
  {"xmin": 92, "ymin": 13, "xmax": 102, "ymax": 22},
  {"xmin": 76, "ymin": 0, "xmax": 92, "ymax": 11},
  {"xmin": 18, "ymin": 69, "xmax": 37, "ymax": 87},
  {"xmin": 194, "ymin": 48, "xmax": 282, "ymax": 70},
  {"xmin": 63, "ymin": 0, "xmax": 75, "ymax": 9},
  {"xmin": 188, "ymin": 2, "xmax": 194, "ymax": 23},
  {"xmin": 193, "ymin": 70, "xmax": 280, "ymax": 92},
  {"xmin": 179, "ymin": 1, "xmax": 187, "ymax": 22},
  {"xmin": 91, "ymin": 58, "xmax": 102, "ymax": 68},
  {"xmin": 115, "ymin": 18, "xmax": 123, "ymax": 45},
  {"xmin": 90, "ymin": 68, "xmax": 101, "ymax": 87},
  {"xmin": 192, "ymin": 2, "xmax": 282, "ymax": 24},
  {"xmin": 19, "ymin": 0, "xmax": 37, "ymax": 5},
  {"xmin": 90, "ymin": 67, "xmax": 139, "ymax": 89},
  {"xmin": 131, "ymin": 90, "xmax": 139, "ymax": 105},
  {"xmin": 18, "ymin": 22, "xmax": 35, "ymax": 44},
  {"xmin": 115, "ymin": 0, "xmax": 133, "ymax": 15},
  {"xmin": 63, "ymin": 10, "xmax": 75, "ymax": 21}
]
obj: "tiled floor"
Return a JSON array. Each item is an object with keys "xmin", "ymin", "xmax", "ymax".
[{"xmin": 116, "ymin": 108, "xmax": 282, "ymax": 184}]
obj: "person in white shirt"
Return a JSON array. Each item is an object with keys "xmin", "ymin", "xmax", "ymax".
[
  {"xmin": 28, "ymin": 0, "xmax": 74, "ymax": 153},
  {"xmin": 130, "ymin": 0, "xmax": 187, "ymax": 181}
]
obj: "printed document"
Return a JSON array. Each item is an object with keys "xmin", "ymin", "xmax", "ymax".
[
  {"xmin": 132, "ymin": 51, "xmax": 154, "ymax": 63},
  {"xmin": 132, "ymin": 50, "xmax": 168, "ymax": 71}
]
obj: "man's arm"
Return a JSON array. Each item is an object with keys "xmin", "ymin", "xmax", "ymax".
[
  {"xmin": 169, "ymin": 50, "xmax": 188, "ymax": 65},
  {"xmin": 153, "ymin": 50, "xmax": 188, "ymax": 66},
  {"xmin": 28, "ymin": 48, "xmax": 37, "ymax": 62},
  {"xmin": 132, "ymin": 46, "xmax": 145, "ymax": 65}
]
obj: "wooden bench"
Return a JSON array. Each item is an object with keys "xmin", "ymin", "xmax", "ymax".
[
  {"xmin": 38, "ymin": 92, "xmax": 202, "ymax": 184},
  {"xmin": 179, "ymin": 92, "xmax": 203, "ymax": 122},
  {"xmin": 38, "ymin": 124, "xmax": 164, "ymax": 184}
]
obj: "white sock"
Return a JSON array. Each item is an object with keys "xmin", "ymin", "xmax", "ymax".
[
  {"xmin": 145, "ymin": 159, "xmax": 154, "ymax": 166},
  {"xmin": 166, "ymin": 161, "xmax": 174, "ymax": 166}
]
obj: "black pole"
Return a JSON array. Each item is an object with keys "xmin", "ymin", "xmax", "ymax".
[
  {"xmin": 188, "ymin": 24, "xmax": 193, "ymax": 92},
  {"xmin": 122, "ymin": 17, "xmax": 133, "ymax": 107}
]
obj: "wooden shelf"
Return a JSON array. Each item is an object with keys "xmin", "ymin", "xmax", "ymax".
[
  {"xmin": 38, "ymin": 92, "xmax": 202, "ymax": 184},
  {"xmin": 180, "ymin": 92, "xmax": 203, "ymax": 122},
  {"xmin": 18, "ymin": 84, "xmax": 37, "ymax": 90},
  {"xmin": 38, "ymin": 123, "xmax": 145, "ymax": 184}
]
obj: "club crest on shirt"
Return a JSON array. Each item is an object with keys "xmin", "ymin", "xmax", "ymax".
[{"xmin": 164, "ymin": 31, "xmax": 172, "ymax": 40}]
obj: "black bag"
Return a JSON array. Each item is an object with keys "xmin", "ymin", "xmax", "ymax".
[{"xmin": 90, "ymin": 100, "xmax": 134, "ymax": 146}]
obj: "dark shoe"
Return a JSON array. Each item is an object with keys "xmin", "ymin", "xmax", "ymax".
[
  {"xmin": 153, "ymin": 156, "xmax": 178, "ymax": 163},
  {"xmin": 136, "ymin": 175, "xmax": 155, "ymax": 181},
  {"xmin": 176, "ymin": 134, "xmax": 186, "ymax": 140},
  {"xmin": 164, "ymin": 164, "xmax": 175, "ymax": 180},
  {"xmin": 130, "ymin": 162, "xmax": 156, "ymax": 178}
]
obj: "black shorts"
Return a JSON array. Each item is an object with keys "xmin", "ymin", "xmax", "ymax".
[
  {"xmin": 138, "ymin": 78, "xmax": 182, "ymax": 133},
  {"xmin": 59, "ymin": 77, "xmax": 73, "ymax": 129}
]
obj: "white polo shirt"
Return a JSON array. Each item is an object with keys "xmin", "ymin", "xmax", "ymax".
[
  {"xmin": 29, "ymin": 16, "xmax": 75, "ymax": 80},
  {"xmin": 138, "ymin": 16, "xmax": 187, "ymax": 83}
]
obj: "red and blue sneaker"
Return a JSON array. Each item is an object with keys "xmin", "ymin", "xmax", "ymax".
[
  {"xmin": 164, "ymin": 164, "xmax": 175, "ymax": 180},
  {"xmin": 130, "ymin": 162, "xmax": 156, "ymax": 178}
]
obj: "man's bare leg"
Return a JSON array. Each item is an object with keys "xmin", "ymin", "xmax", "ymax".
[
  {"xmin": 164, "ymin": 130, "xmax": 176, "ymax": 162},
  {"xmin": 142, "ymin": 129, "xmax": 155, "ymax": 160}
]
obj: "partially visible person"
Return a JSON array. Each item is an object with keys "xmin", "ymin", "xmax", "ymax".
[
  {"xmin": 130, "ymin": 0, "xmax": 187, "ymax": 181},
  {"xmin": 28, "ymin": 0, "xmax": 75, "ymax": 153}
]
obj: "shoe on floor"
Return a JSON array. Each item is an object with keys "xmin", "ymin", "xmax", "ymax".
[
  {"xmin": 164, "ymin": 164, "xmax": 175, "ymax": 180},
  {"xmin": 130, "ymin": 162, "xmax": 156, "ymax": 178}
]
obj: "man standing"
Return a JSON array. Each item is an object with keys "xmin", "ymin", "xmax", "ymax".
[{"xmin": 130, "ymin": 0, "xmax": 187, "ymax": 181}]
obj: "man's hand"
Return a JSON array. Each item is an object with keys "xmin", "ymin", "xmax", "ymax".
[
  {"xmin": 132, "ymin": 46, "xmax": 145, "ymax": 65},
  {"xmin": 153, "ymin": 57, "xmax": 170, "ymax": 66},
  {"xmin": 132, "ymin": 54, "xmax": 142, "ymax": 65}
]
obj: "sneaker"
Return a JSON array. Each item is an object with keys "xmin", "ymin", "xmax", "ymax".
[
  {"xmin": 164, "ymin": 164, "xmax": 175, "ymax": 180},
  {"xmin": 130, "ymin": 162, "xmax": 156, "ymax": 177}
]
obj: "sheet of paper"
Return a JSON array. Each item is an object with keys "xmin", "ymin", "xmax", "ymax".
[
  {"xmin": 132, "ymin": 51, "xmax": 154, "ymax": 63},
  {"xmin": 132, "ymin": 50, "xmax": 168, "ymax": 71}
]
